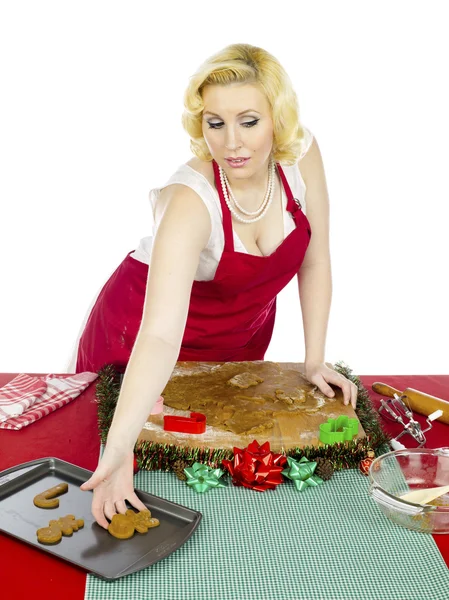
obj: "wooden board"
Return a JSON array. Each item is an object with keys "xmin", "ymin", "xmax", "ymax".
[{"xmin": 137, "ymin": 361, "xmax": 365, "ymax": 452}]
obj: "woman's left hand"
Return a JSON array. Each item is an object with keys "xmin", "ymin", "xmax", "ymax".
[{"xmin": 304, "ymin": 361, "xmax": 358, "ymax": 409}]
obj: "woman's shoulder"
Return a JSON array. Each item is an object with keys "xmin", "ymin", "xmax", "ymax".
[
  {"xmin": 149, "ymin": 158, "xmax": 215, "ymax": 203},
  {"xmin": 184, "ymin": 156, "xmax": 215, "ymax": 188},
  {"xmin": 149, "ymin": 158, "xmax": 220, "ymax": 230},
  {"xmin": 299, "ymin": 126, "xmax": 315, "ymax": 161}
]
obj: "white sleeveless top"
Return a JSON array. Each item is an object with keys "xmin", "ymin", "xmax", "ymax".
[{"xmin": 131, "ymin": 128, "xmax": 314, "ymax": 281}]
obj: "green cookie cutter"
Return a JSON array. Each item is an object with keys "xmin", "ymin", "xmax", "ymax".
[{"xmin": 319, "ymin": 415, "xmax": 359, "ymax": 445}]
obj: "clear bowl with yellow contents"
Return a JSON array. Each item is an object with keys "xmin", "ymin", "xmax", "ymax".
[{"xmin": 368, "ymin": 448, "xmax": 449, "ymax": 534}]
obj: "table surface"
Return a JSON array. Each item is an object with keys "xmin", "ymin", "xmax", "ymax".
[{"xmin": 0, "ymin": 371, "xmax": 448, "ymax": 600}]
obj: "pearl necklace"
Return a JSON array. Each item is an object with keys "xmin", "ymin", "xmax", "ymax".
[
  {"xmin": 218, "ymin": 159, "xmax": 276, "ymax": 224},
  {"xmin": 227, "ymin": 159, "xmax": 275, "ymax": 216}
]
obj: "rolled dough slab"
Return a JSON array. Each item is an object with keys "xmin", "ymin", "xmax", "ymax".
[{"xmin": 137, "ymin": 361, "xmax": 365, "ymax": 452}]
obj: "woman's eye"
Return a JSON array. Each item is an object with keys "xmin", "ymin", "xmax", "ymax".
[
  {"xmin": 207, "ymin": 119, "xmax": 259, "ymax": 129},
  {"xmin": 242, "ymin": 119, "xmax": 259, "ymax": 128}
]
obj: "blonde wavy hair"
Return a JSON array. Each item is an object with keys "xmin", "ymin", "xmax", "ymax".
[{"xmin": 181, "ymin": 43, "xmax": 307, "ymax": 166}]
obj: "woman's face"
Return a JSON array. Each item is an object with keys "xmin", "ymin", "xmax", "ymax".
[{"xmin": 201, "ymin": 83, "xmax": 274, "ymax": 181}]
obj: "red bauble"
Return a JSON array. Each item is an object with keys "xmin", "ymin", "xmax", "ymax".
[
  {"xmin": 133, "ymin": 454, "xmax": 140, "ymax": 475},
  {"xmin": 359, "ymin": 457, "xmax": 374, "ymax": 476}
]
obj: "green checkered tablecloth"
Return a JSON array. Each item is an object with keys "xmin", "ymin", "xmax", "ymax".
[{"xmin": 85, "ymin": 469, "xmax": 449, "ymax": 600}]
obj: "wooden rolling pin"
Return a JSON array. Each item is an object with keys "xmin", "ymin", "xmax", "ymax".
[{"xmin": 372, "ymin": 382, "xmax": 449, "ymax": 425}]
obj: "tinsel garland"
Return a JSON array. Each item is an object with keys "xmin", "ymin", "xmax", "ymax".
[
  {"xmin": 94, "ymin": 362, "xmax": 391, "ymax": 472},
  {"xmin": 96, "ymin": 365, "xmax": 122, "ymax": 446}
]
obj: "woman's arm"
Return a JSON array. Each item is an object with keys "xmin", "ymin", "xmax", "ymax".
[
  {"xmin": 296, "ymin": 138, "xmax": 357, "ymax": 407},
  {"xmin": 106, "ymin": 183, "xmax": 212, "ymax": 452},
  {"xmin": 80, "ymin": 183, "xmax": 213, "ymax": 529},
  {"xmin": 297, "ymin": 137, "xmax": 332, "ymax": 365}
]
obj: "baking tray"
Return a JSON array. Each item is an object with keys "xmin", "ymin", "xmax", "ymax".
[{"xmin": 0, "ymin": 457, "xmax": 202, "ymax": 580}]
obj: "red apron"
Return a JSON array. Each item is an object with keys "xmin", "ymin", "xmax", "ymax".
[{"xmin": 76, "ymin": 161, "xmax": 311, "ymax": 373}]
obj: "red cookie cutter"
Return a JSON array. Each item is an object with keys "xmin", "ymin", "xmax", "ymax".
[{"xmin": 163, "ymin": 412, "xmax": 206, "ymax": 434}]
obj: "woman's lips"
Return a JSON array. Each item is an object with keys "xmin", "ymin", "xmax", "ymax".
[{"xmin": 225, "ymin": 157, "xmax": 250, "ymax": 168}]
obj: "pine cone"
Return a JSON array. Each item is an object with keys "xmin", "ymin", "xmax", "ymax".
[
  {"xmin": 314, "ymin": 457, "xmax": 334, "ymax": 481},
  {"xmin": 172, "ymin": 459, "xmax": 189, "ymax": 481}
]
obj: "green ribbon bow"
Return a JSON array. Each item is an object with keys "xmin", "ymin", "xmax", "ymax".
[
  {"xmin": 184, "ymin": 462, "xmax": 227, "ymax": 493},
  {"xmin": 281, "ymin": 456, "xmax": 324, "ymax": 491}
]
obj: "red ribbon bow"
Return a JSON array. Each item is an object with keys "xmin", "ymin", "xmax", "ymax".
[{"xmin": 222, "ymin": 440, "xmax": 287, "ymax": 492}]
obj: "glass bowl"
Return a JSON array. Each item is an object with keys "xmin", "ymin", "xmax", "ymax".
[{"xmin": 368, "ymin": 448, "xmax": 449, "ymax": 534}]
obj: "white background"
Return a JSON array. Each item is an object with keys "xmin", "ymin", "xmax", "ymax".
[{"xmin": 0, "ymin": 1, "xmax": 447, "ymax": 375}]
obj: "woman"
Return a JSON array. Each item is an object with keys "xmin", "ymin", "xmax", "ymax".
[{"xmin": 79, "ymin": 43, "xmax": 358, "ymax": 528}]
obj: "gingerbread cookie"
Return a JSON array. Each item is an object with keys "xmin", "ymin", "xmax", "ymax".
[
  {"xmin": 126, "ymin": 509, "xmax": 160, "ymax": 533},
  {"xmin": 36, "ymin": 514, "xmax": 84, "ymax": 545},
  {"xmin": 107, "ymin": 514, "xmax": 135, "ymax": 539},
  {"xmin": 228, "ymin": 372, "xmax": 264, "ymax": 389},
  {"xmin": 36, "ymin": 522, "xmax": 63, "ymax": 545},
  {"xmin": 49, "ymin": 514, "xmax": 84, "ymax": 536},
  {"xmin": 33, "ymin": 483, "xmax": 68, "ymax": 509},
  {"xmin": 275, "ymin": 388, "xmax": 306, "ymax": 404},
  {"xmin": 108, "ymin": 509, "xmax": 160, "ymax": 539}
]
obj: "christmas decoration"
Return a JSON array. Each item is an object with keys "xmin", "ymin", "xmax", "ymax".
[
  {"xmin": 282, "ymin": 456, "xmax": 323, "ymax": 491},
  {"xmin": 184, "ymin": 462, "xmax": 227, "ymax": 493},
  {"xmin": 313, "ymin": 457, "xmax": 334, "ymax": 481},
  {"xmin": 359, "ymin": 449, "xmax": 376, "ymax": 476},
  {"xmin": 173, "ymin": 459, "xmax": 190, "ymax": 481},
  {"xmin": 137, "ymin": 441, "xmax": 233, "ymax": 472},
  {"xmin": 222, "ymin": 440, "xmax": 287, "ymax": 492},
  {"xmin": 96, "ymin": 365, "xmax": 123, "ymax": 445},
  {"xmin": 133, "ymin": 454, "xmax": 139, "ymax": 475},
  {"xmin": 335, "ymin": 361, "xmax": 390, "ymax": 448}
]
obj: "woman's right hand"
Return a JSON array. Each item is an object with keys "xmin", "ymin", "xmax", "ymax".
[{"xmin": 80, "ymin": 445, "xmax": 148, "ymax": 529}]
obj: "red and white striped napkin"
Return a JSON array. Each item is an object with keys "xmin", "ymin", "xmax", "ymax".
[
  {"xmin": 0, "ymin": 374, "xmax": 47, "ymax": 422},
  {"xmin": 0, "ymin": 372, "xmax": 98, "ymax": 430}
]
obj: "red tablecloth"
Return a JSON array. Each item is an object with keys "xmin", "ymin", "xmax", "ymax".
[
  {"xmin": 0, "ymin": 372, "xmax": 448, "ymax": 600},
  {"xmin": 0, "ymin": 373, "xmax": 100, "ymax": 600}
]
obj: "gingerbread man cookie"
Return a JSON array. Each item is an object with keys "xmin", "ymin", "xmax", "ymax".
[
  {"xmin": 33, "ymin": 483, "xmax": 68, "ymax": 509},
  {"xmin": 126, "ymin": 508, "xmax": 160, "ymax": 533},
  {"xmin": 107, "ymin": 514, "xmax": 135, "ymax": 539},
  {"xmin": 36, "ymin": 514, "xmax": 84, "ymax": 544},
  {"xmin": 36, "ymin": 522, "xmax": 63, "ymax": 545},
  {"xmin": 49, "ymin": 514, "xmax": 84, "ymax": 536},
  {"xmin": 108, "ymin": 509, "xmax": 160, "ymax": 539}
]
